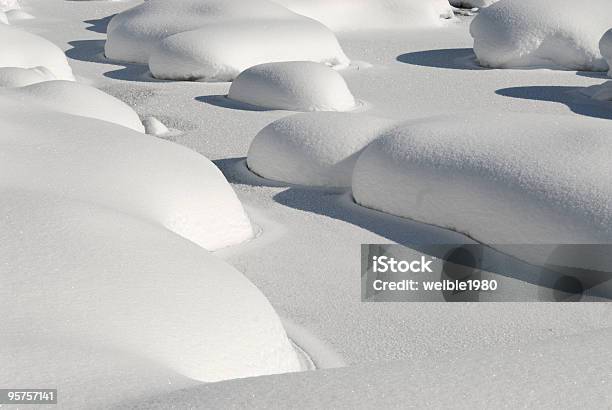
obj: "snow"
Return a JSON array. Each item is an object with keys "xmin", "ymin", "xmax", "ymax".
[
  {"xmin": 247, "ymin": 112, "xmax": 393, "ymax": 187},
  {"xmin": 228, "ymin": 62, "xmax": 356, "ymax": 112},
  {"xmin": 0, "ymin": 24, "xmax": 74, "ymax": 80},
  {"xmin": 0, "ymin": 99, "xmax": 254, "ymax": 251},
  {"xmin": 3, "ymin": 80, "xmax": 145, "ymax": 131},
  {"xmin": 6, "ymin": 8, "xmax": 34, "ymax": 21},
  {"xmin": 352, "ymin": 113, "xmax": 612, "ymax": 256},
  {"xmin": 450, "ymin": 0, "xmax": 498, "ymax": 8},
  {"xmin": 0, "ymin": 0, "xmax": 18, "ymax": 12},
  {"xmin": 118, "ymin": 327, "xmax": 612, "ymax": 409},
  {"xmin": 6, "ymin": 0, "xmax": 612, "ymax": 407},
  {"xmin": 0, "ymin": 11, "xmax": 7, "ymax": 24},
  {"xmin": 0, "ymin": 66, "xmax": 55, "ymax": 87},
  {"xmin": 470, "ymin": 0, "xmax": 612, "ymax": 71},
  {"xmin": 600, "ymin": 29, "xmax": 612, "ymax": 77},
  {"xmin": 106, "ymin": 0, "xmax": 350, "ymax": 81},
  {"xmin": 0, "ymin": 189, "xmax": 302, "ymax": 401},
  {"xmin": 272, "ymin": 0, "xmax": 454, "ymax": 31},
  {"xmin": 143, "ymin": 115, "xmax": 170, "ymax": 136}
]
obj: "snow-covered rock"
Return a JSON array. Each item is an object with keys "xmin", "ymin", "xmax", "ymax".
[
  {"xmin": 0, "ymin": 66, "xmax": 55, "ymax": 87},
  {"xmin": 352, "ymin": 113, "xmax": 612, "ymax": 251},
  {"xmin": 470, "ymin": 0, "xmax": 612, "ymax": 71},
  {"xmin": 600, "ymin": 29, "xmax": 612, "ymax": 77},
  {"xmin": 228, "ymin": 62, "xmax": 356, "ymax": 112},
  {"xmin": 0, "ymin": 24, "xmax": 74, "ymax": 80},
  {"xmin": 583, "ymin": 81, "xmax": 612, "ymax": 102},
  {"xmin": 0, "ymin": 189, "xmax": 301, "ymax": 387},
  {"xmin": 0, "ymin": 98, "xmax": 254, "ymax": 251},
  {"xmin": 248, "ymin": 112, "xmax": 393, "ymax": 187},
  {"xmin": 3, "ymin": 80, "xmax": 144, "ymax": 131},
  {"xmin": 106, "ymin": 0, "xmax": 350, "ymax": 82},
  {"xmin": 0, "ymin": 0, "xmax": 18, "ymax": 12},
  {"xmin": 6, "ymin": 8, "xmax": 34, "ymax": 21},
  {"xmin": 272, "ymin": 0, "xmax": 454, "ymax": 31},
  {"xmin": 0, "ymin": 11, "xmax": 7, "ymax": 24}
]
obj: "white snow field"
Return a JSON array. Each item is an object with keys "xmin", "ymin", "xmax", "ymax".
[
  {"xmin": 3, "ymin": 80, "xmax": 145, "ymax": 131},
  {"xmin": 0, "ymin": 190, "xmax": 301, "ymax": 406},
  {"xmin": 106, "ymin": 0, "xmax": 350, "ymax": 81},
  {"xmin": 353, "ymin": 113, "xmax": 612, "ymax": 249},
  {"xmin": 0, "ymin": 98, "xmax": 254, "ymax": 251},
  {"xmin": 6, "ymin": 0, "xmax": 612, "ymax": 407},
  {"xmin": 272, "ymin": 0, "xmax": 454, "ymax": 31},
  {"xmin": 470, "ymin": 0, "xmax": 612, "ymax": 71},
  {"xmin": 228, "ymin": 62, "xmax": 356, "ymax": 112},
  {"xmin": 248, "ymin": 112, "xmax": 393, "ymax": 187},
  {"xmin": 0, "ymin": 24, "xmax": 74, "ymax": 80},
  {"xmin": 601, "ymin": 29, "xmax": 612, "ymax": 77}
]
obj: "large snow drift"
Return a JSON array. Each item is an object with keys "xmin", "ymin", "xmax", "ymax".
[
  {"xmin": 106, "ymin": 0, "xmax": 350, "ymax": 81},
  {"xmin": 0, "ymin": 189, "xmax": 301, "ymax": 387},
  {"xmin": 470, "ymin": 0, "xmax": 612, "ymax": 71},
  {"xmin": 272, "ymin": 0, "xmax": 454, "ymax": 31},
  {"xmin": 3, "ymin": 80, "xmax": 144, "ymax": 131},
  {"xmin": 248, "ymin": 112, "xmax": 393, "ymax": 187},
  {"xmin": 0, "ymin": 98, "xmax": 254, "ymax": 251},
  {"xmin": 352, "ymin": 113, "xmax": 612, "ymax": 249},
  {"xmin": 0, "ymin": 24, "xmax": 74, "ymax": 80},
  {"xmin": 228, "ymin": 62, "xmax": 356, "ymax": 112}
]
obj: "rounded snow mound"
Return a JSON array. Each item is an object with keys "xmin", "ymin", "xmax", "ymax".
[
  {"xmin": 272, "ymin": 0, "xmax": 453, "ymax": 31},
  {"xmin": 228, "ymin": 62, "xmax": 356, "ymax": 112},
  {"xmin": 0, "ymin": 66, "xmax": 55, "ymax": 87},
  {"xmin": 600, "ymin": 30, "xmax": 612, "ymax": 77},
  {"xmin": 353, "ymin": 113, "xmax": 612, "ymax": 247},
  {"xmin": 0, "ymin": 25, "xmax": 74, "ymax": 80},
  {"xmin": 0, "ymin": 189, "xmax": 301, "ymax": 385},
  {"xmin": 470, "ymin": 0, "xmax": 612, "ymax": 71},
  {"xmin": 248, "ymin": 112, "xmax": 393, "ymax": 187},
  {"xmin": 106, "ymin": 0, "xmax": 349, "ymax": 82},
  {"xmin": 0, "ymin": 99, "xmax": 254, "ymax": 251},
  {"xmin": 3, "ymin": 80, "xmax": 144, "ymax": 132}
]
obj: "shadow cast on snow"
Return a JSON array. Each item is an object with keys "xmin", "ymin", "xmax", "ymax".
[
  {"xmin": 496, "ymin": 85, "xmax": 612, "ymax": 121},
  {"xmin": 65, "ymin": 40, "xmax": 164, "ymax": 82},
  {"xmin": 195, "ymin": 95, "xmax": 273, "ymax": 112},
  {"xmin": 84, "ymin": 14, "xmax": 115, "ymax": 34},
  {"xmin": 397, "ymin": 48, "xmax": 484, "ymax": 70}
]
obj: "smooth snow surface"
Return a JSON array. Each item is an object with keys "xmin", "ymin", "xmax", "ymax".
[
  {"xmin": 353, "ymin": 113, "xmax": 612, "ymax": 252},
  {"xmin": 470, "ymin": 0, "xmax": 612, "ymax": 71},
  {"xmin": 228, "ymin": 62, "xmax": 356, "ymax": 112},
  {"xmin": 0, "ymin": 100, "xmax": 254, "ymax": 251},
  {"xmin": 122, "ymin": 328, "xmax": 612, "ymax": 409},
  {"xmin": 0, "ymin": 190, "xmax": 301, "ymax": 396},
  {"xmin": 0, "ymin": 66, "xmax": 55, "ymax": 87},
  {"xmin": 248, "ymin": 112, "xmax": 393, "ymax": 187},
  {"xmin": 0, "ymin": 0, "xmax": 18, "ymax": 12},
  {"xmin": 0, "ymin": 24, "xmax": 74, "ymax": 80},
  {"xmin": 3, "ymin": 80, "xmax": 144, "ymax": 131},
  {"xmin": 273, "ymin": 0, "xmax": 454, "ymax": 31},
  {"xmin": 600, "ymin": 29, "xmax": 612, "ymax": 77},
  {"xmin": 106, "ymin": 0, "xmax": 349, "ymax": 81}
]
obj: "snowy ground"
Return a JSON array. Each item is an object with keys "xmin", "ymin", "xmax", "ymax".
[{"xmin": 4, "ymin": 0, "xmax": 612, "ymax": 408}]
